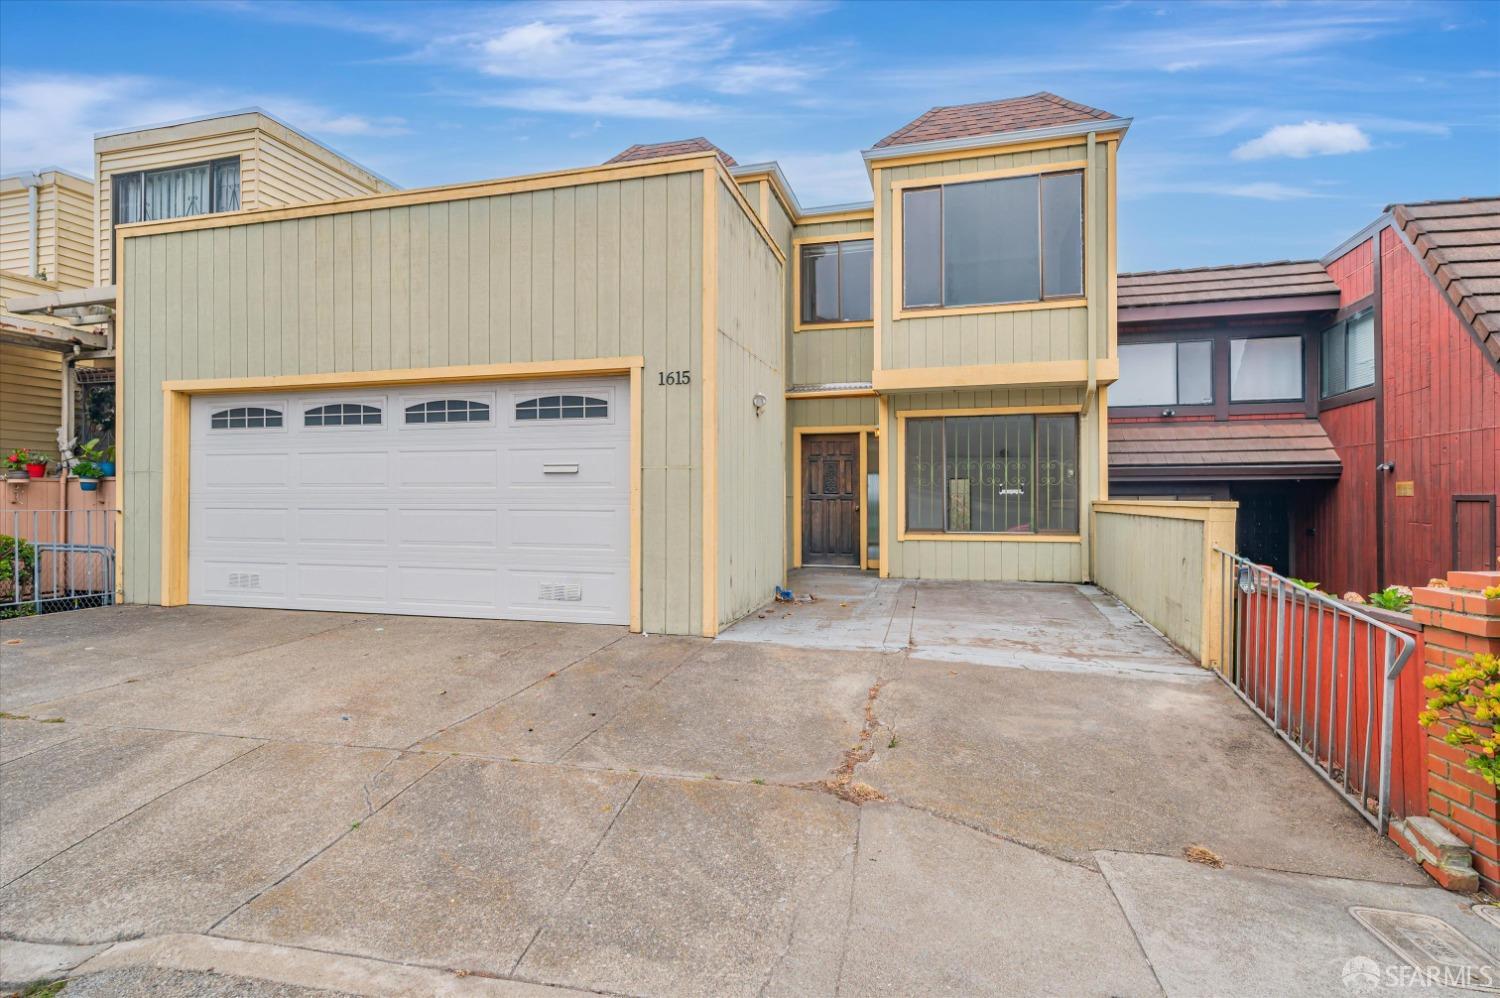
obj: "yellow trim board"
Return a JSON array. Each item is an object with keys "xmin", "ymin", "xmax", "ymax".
[
  {"xmin": 792, "ymin": 425, "xmax": 876, "ymax": 570},
  {"xmin": 162, "ymin": 356, "xmax": 643, "ymax": 394},
  {"xmin": 700, "ymin": 168, "xmax": 720, "ymax": 637},
  {"xmin": 893, "ymin": 404, "xmax": 1089, "ymax": 545},
  {"xmin": 893, "ymin": 298, "xmax": 1085, "ymax": 321},
  {"xmin": 796, "ymin": 209, "xmax": 875, "ymax": 227},
  {"xmin": 886, "ymin": 160, "xmax": 1088, "ymax": 194},
  {"xmin": 873, "ymin": 358, "xmax": 1119, "ymax": 393},
  {"xmin": 785, "ymin": 387, "xmax": 877, "ymax": 400},
  {"xmin": 869, "ymin": 132, "xmax": 1120, "ymax": 171},
  {"xmin": 791, "ymin": 231, "xmax": 875, "ymax": 333},
  {"xmin": 157, "ymin": 357, "xmax": 648, "ymax": 633}
]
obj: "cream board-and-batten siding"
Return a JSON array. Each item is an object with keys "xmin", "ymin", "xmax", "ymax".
[
  {"xmin": 870, "ymin": 131, "xmax": 1121, "ymax": 582},
  {"xmin": 119, "ymin": 154, "xmax": 784, "ymax": 636}
]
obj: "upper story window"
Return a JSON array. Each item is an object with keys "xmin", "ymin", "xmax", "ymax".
[
  {"xmin": 1111, "ymin": 340, "xmax": 1213, "ymax": 408},
  {"xmin": 1320, "ymin": 308, "xmax": 1375, "ymax": 398},
  {"xmin": 113, "ymin": 157, "xmax": 241, "ymax": 226},
  {"xmin": 799, "ymin": 239, "xmax": 873, "ymax": 325},
  {"xmin": 1229, "ymin": 335, "xmax": 1303, "ymax": 402},
  {"xmin": 902, "ymin": 170, "xmax": 1083, "ymax": 310}
]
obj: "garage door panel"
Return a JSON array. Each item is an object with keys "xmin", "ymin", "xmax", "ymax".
[
  {"xmin": 297, "ymin": 562, "xmax": 390, "ymax": 603},
  {"xmin": 193, "ymin": 560, "xmax": 291, "ymax": 600},
  {"xmin": 507, "ymin": 507, "xmax": 628, "ymax": 556},
  {"xmin": 200, "ymin": 506, "xmax": 290, "ymax": 544},
  {"xmin": 297, "ymin": 451, "xmax": 392, "ymax": 487},
  {"xmin": 190, "ymin": 376, "xmax": 629, "ymax": 624},
  {"xmin": 501, "ymin": 565, "xmax": 628, "ymax": 622},
  {"xmin": 297, "ymin": 508, "xmax": 390, "ymax": 546},
  {"xmin": 201, "ymin": 452, "xmax": 293, "ymax": 489},
  {"xmin": 397, "ymin": 508, "xmax": 501, "ymax": 549},
  {"xmin": 395, "ymin": 450, "xmax": 500, "ymax": 489},
  {"xmin": 396, "ymin": 565, "xmax": 500, "ymax": 609}
]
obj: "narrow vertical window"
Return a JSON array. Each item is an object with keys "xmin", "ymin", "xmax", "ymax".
[{"xmin": 902, "ymin": 188, "xmax": 942, "ymax": 308}]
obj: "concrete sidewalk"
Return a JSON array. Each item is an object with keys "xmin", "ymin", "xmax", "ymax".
[{"xmin": 1, "ymin": 605, "xmax": 1490, "ymax": 996}]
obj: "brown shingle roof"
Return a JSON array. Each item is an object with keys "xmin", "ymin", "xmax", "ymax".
[
  {"xmin": 1109, "ymin": 420, "xmax": 1341, "ymax": 478},
  {"xmin": 1118, "ymin": 261, "xmax": 1339, "ymax": 310},
  {"xmin": 1389, "ymin": 196, "xmax": 1500, "ymax": 363},
  {"xmin": 873, "ymin": 92, "xmax": 1117, "ymax": 149},
  {"xmin": 606, "ymin": 138, "xmax": 736, "ymax": 168}
]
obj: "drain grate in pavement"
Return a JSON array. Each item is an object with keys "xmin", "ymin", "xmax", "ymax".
[{"xmin": 1349, "ymin": 906, "xmax": 1498, "ymax": 993}]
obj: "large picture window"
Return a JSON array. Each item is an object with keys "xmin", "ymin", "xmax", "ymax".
[
  {"xmin": 1111, "ymin": 341, "xmax": 1213, "ymax": 408},
  {"xmin": 904, "ymin": 414, "xmax": 1079, "ymax": 535},
  {"xmin": 1320, "ymin": 308, "xmax": 1375, "ymax": 398},
  {"xmin": 902, "ymin": 171, "xmax": 1083, "ymax": 310},
  {"xmin": 799, "ymin": 239, "xmax": 872, "ymax": 325},
  {"xmin": 1229, "ymin": 336, "xmax": 1303, "ymax": 402}
]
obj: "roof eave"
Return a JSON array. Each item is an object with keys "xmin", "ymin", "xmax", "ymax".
[
  {"xmin": 1119, "ymin": 293, "xmax": 1342, "ymax": 324},
  {"xmin": 862, "ymin": 117, "xmax": 1132, "ymax": 165}
]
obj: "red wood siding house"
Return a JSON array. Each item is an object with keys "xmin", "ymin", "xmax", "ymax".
[{"xmin": 1115, "ymin": 197, "xmax": 1499, "ymax": 595}]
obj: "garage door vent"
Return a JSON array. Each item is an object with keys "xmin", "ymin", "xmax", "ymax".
[
  {"xmin": 227, "ymin": 572, "xmax": 262, "ymax": 590},
  {"xmin": 538, "ymin": 582, "xmax": 583, "ymax": 602}
]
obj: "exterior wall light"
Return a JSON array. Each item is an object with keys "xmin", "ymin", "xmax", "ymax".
[{"xmin": 752, "ymin": 392, "xmax": 767, "ymax": 416}]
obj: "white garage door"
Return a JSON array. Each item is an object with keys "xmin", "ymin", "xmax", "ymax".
[{"xmin": 188, "ymin": 377, "xmax": 629, "ymax": 624}]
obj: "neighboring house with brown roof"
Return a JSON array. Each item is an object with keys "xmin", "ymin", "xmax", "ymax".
[
  {"xmin": 1110, "ymin": 197, "xmax": 1500, "ymax": 593},
  {"xmin": 606, "ymin": 137, "xmax": 737, "ymax": 168}
]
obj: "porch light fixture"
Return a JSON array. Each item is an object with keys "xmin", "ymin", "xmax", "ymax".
[{"xmin": 752, "ymin": 392, "xmax": 767, "ymax": 416}]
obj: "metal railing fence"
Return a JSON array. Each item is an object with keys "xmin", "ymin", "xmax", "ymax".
[
  {"xmin": 1, "ymin": 508, "xmax": 117, "ymax": 618},
  {"xmin": 1213, "ymin": 547, "xmax": 1416, "ymax": 832}
]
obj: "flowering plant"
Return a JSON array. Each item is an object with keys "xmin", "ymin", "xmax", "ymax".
[{"xmin": 1419, "ymin": 653, "xmax": 1500, "ymax": 786}]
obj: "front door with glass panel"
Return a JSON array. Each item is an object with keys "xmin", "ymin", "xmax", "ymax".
[{"xmin": 802, "ymin": 434, "xmax": 860, "ymax": 566}]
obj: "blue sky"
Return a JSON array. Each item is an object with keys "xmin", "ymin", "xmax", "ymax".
[{"xmin": 2, "ymin": 0, "xmax": 1496, "ymax": 270}]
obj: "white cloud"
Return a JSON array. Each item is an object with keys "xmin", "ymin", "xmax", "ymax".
[
  {"xmin": 1232, "ymin": 121, "xmax": 1371, "ymax": 160},
  {"xmin": 428, "ymin": 1, "xmax": 824, "ymax": 119},
  {"xmin": 748, "ymin": 148, "xmax": 871, "ymax": 206},
  {"xmin": 0, "ymin": 71, "xmax": 402, "ymax": 177},
  {"xmin": 1216, "ymin": 181, "xmax": 1327, "ymax": 201}
]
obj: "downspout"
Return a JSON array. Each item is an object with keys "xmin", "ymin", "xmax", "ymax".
[
  {"xmin": 21, "ymin": 172, "xmax": 42, "ymax": 278},
  {"xmin": 1371, "ymin": 233, "xmax": 1387, "ymax": 590}
]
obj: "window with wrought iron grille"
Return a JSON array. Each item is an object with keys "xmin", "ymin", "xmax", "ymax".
[{"xmin": 904, "ymin": 413, "xmax": 1079, "ymax": 534}]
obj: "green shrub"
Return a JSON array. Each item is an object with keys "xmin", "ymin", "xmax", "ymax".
[
  {"xmin": 0, "ymin": 534, "xmax": 37, "ymax": 618},
  {"xmin": 1367, "ymin": 586, "xmax": 1413, "ymax": 612}
]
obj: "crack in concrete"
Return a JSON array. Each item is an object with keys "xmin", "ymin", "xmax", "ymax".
[
  {"xmin": 757, "ymin": 827, "xmax": 857, "ymax": 998},
  {"xmin": 552, "ymin": 641, "xmax": 708, "ymax": 765},
  {"xmin": 0, "ymin": 741, "xmax": 266, "ymax": 894},
  {"xmin": 507, "ymin": 774, "xmax": 645, "ymax": 979},
  {"xmin": 832, "ymin": 806, "xmax": 863, "ymax": 998},
  {"xmin": 203, "ymin": 751, "xmax": 448, "ymax": 936}
]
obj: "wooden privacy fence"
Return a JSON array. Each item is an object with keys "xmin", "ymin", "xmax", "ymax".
[{"xmin": 1090, "ymin": 500, "xmax": 1237, "ymax": 668}]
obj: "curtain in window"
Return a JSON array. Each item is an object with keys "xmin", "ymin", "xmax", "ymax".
[
  {"xmin": 212, "ymin": 159, "xmax": 241, "ymax": 212},
  {"xmin": 114, "ymin": 172, "xmax": 144, "ymax": 224},
  {"xmin": 144, "ymin": 163, "xmax": 211, "ymax": 221}
]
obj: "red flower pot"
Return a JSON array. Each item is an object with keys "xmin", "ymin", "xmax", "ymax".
[{"xmin": 25, "ymin": 462, "xmax": 46, "ymax": 479}]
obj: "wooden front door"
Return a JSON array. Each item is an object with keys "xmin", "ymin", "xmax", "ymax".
[{"xmin": 803, "ymin": 434, "xmax": 859, "ymax": 566}]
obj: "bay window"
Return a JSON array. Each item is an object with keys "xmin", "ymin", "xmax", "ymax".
[
  {"xmin": 905, "ymin": 413, "xmax": 1079, "ymax": 535},
  {"xmin": 902, "ymin": 170, "xmax": 1083, "ymax": 310},
  {"xmin": 1320, "ymin": 308, "xmax": 1375, "ymax": 398},
  {"xmin": 799, "ymin": 239, "xmax": 873, "ymax": 325}
]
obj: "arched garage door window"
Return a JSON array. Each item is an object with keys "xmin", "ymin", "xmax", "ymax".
[{"xmin": 515, "ymin": 395, "xmax": 608, "ymax": 420}]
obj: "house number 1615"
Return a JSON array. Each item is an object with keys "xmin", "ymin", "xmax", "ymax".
[{"xmin": 658, "ymin": 369, "xmax": 692, "ymax": 386}]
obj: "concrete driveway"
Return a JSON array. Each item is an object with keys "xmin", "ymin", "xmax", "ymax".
[{"xmin": 1, "ymin": 597, "xmax": 1494, "ymax": 997}]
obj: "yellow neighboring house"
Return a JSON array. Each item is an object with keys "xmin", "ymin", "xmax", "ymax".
[
  {"xmin": 0, "ymin": 168, "xmax": 94, "ymax": 457},
  {"xmin": 1, "ymin": 109, "xmax": 396, "ymax": 458}
]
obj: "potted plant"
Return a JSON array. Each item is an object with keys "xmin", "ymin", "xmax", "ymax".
[
  {"xmin": 3, "ymin": 451, "xmax": 30, "ymax": 482},
  {"xmin": 76, "ymin": 439, "xmax": 113, "ymax": 477},
  {"xmin": 7, "ymin": 449, "xmax": 48, "ymax": 479},
  {"xmin": 72, "ymin": 460, "xmax": 102, "ymax": 492}
]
